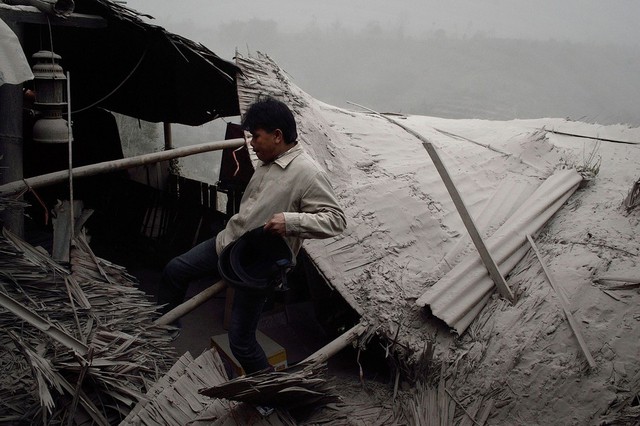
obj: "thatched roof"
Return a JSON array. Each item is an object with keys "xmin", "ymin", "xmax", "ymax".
[
  {"xmin": 5, "ymin": 0, "xmax": 239, "ymax": 124},
  {"xmin": 233, "ymin": 52, "xmax": 640, "ymax": 425}
]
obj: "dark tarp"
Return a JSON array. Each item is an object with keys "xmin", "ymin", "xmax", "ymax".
[{"xmin": 20, "ymin": 0, "xmax": 240, "ymax": 125}]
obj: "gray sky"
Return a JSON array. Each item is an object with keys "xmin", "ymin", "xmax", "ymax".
[
  {"xmin": 126, "ymin": 0, "xmax": 639, "ymax": 47},
  {"xmin": 123, "ymin": 1, "xmax": 640, "ymax": 127}
]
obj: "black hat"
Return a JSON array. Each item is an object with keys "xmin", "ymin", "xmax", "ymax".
[{"xmin": 218, "ymin": 226, "xmax": 294, "ymax": 292}]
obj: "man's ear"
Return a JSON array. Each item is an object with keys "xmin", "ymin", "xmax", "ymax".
[{"xmin": 274, "ymin": 128, "xmax": 284, "ymax": 143}]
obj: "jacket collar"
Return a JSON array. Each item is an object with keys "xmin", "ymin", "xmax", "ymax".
[{"xmin": 262, "ymin": 142, "xmax": 303, "ymax": 169}]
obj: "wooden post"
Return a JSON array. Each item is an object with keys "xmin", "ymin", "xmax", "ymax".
[
  {"xmin": 163, "ymin": 122, "xmax": 173, "ymax": 150},
  {"xmin": 0, "ymin": 137, "xmax": 245, "ymax": 197},
  {"xmin": 51, "ymin": 200, "xmax": 83, "ymax": 262},
  {"xmin": 347, "ymin": 101, "xmax": 514, "ymax": 302},
  {"xmin": 422, "ymin": 142, "xmax": 514, "ymax": 302},
  {"xmin": 161, "ymin": 121, "xmax": 173, "ymax": 191},
  {"xmin": 155, "ymin": 280, "xmax": 227, "ymax": 326},
  {"xmin": 527, "ymin": 235, "xmax": 596, "ymax": 369}
]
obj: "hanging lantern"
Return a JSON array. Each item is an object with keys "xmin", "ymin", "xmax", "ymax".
[{"xmin": 31, "ymin": 50, "xmax": 73, "ymax": 143}]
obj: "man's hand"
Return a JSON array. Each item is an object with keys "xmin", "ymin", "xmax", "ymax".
[{"xmin": 264, "ymin": 213, "xmax": 286, "ymax": 236}]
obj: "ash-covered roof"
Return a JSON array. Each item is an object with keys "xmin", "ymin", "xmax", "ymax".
[{"xmin": 233, "ymin": 53, "xmax": 640, "ymax": 425}]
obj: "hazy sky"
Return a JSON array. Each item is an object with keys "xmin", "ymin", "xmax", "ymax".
[
  {"xmin": 121, "ymin": 0, "xmax": 640, "ymax": 127},
  {"xmin": 125, "ymin": 0, "xmax": 639, "ymax": 48}
]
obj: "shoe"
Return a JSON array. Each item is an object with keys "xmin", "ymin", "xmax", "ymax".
[
  {"xmin": 254, "ymin": 405, "xmax": 274, "ymax": 417},
  {"xmin": 169, "ymin": 326, "xmax": 181, "ymax": 341}
]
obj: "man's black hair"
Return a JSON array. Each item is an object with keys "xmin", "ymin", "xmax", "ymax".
[{"xmin": 241, "ymin": 97, "xmax": 298, "ymax": 144}]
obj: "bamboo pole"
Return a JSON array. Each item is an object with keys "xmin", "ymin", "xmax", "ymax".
[
  {"xmin": 67, "ymin": 71, "xmax": 75, "ymax": 239},
  {"xmin": 526, "ymin": 234, "xmax": 596, "ymax": 369},
  {"xmin": 347, "ymin": 101, "xmax": 514, "ymax": 303},
  {"xmin": 594, "ymin": 276, "xmax": 640, "ymax": 284},
  {"xmin": 0, "ymin": 138, "xmax": 245, "ymax": 197},
  {"xmin": 0, "ymin": 290, "xmax": 88, "ymax": 355},
  {"xmin": 4, "ymin": 0, "xmax": 75, "ymax": 17},
  {"xmin": 544, "ymin": 129, "xmax": 639, "ymax": 145},
  {"xmin": 154, "ymin": 280, "xmax": 227, "ymax": 326},
  {"xmin": 302, "ymin": 322, "xmax": 368, "ymax": 365}
]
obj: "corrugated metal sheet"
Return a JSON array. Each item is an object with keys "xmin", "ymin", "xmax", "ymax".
[
  {"xmin": 435, "ymin": 177, "xmax": 540, "ymax": 275},
  {"xmin": 416, "ymin": 168, "xmax": 583, "ymax": 334}
]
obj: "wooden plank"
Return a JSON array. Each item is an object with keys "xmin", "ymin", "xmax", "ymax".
[
  {"xmin": 526, "ymin": 234, "xmax": 596, "ymax": 369},
  {"xmin": 346, "ymin": 101, "xmax": 514, "ymax": 302}
]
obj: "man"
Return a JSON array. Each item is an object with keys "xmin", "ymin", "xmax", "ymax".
[{"xmin": 158, "ymin": 97, "xmax": 346, "ymax": 374}]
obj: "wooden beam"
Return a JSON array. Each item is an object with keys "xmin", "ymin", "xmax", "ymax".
[
  {"xmin": 0, "ymin": 138, "xmax": 245, "ymax": 197},
  {"xmin": 347, "ymin": 101, "xmax": 514, "ymax": 302},
  {"xmin": 155, "ymin": 280, "xmax": 227, "ymax": 326},
  {"xmin": 526, "ymin": 234, "xmax": 596, "ymax": 369},
  {"xmin": 0, "ymin": 8, "xmax": 107, "ymax": 28}
]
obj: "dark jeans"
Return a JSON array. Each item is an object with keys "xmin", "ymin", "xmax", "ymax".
[
  {"xmin": 158, "ymin": 237, "xmax": 219, "ymax": 315},
  {"xmin": 159, "ymin": 236, "xmax": 271, "ymax": 375},
  {"xmin": 228, "ymin": 288, "xmax": 271, "ymax": 374}
]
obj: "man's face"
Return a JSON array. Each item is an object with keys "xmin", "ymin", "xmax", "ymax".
[{"xmin": 248, "ymin": 128, "xmax": 282, "ymax": 163}]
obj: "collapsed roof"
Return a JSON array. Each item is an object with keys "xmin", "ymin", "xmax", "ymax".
[
  {"xmin": 234, "ymin": 52, "xmax": 640, "ymax": 425},
  {"xmin": 235, "ymin": 52, "xmax": 581, "ymax": 347}
]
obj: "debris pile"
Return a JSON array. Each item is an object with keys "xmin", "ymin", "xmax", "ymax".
[
  {"xmin": 200, "ymin": 361, "xmax": 340, "ymax": 409},
  {"xmin": 0, "ymin": 227, "xmax": 177, "ymax": 424},
  {"xmin": 122, "ymin": 349, "xmax": 235, "ymax": 425}
]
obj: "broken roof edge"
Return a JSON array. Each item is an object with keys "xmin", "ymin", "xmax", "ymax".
[{"xmin": 90, "ymin": 0, "xmax": 241, "ymax": 122}]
